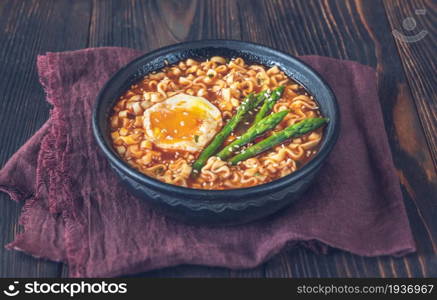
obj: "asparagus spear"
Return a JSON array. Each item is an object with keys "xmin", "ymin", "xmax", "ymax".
[
  {"xmin": 192, "ymin": 93, "xmax": 259, "ymax": 173},
  {"xmin": 216, "ymin": 110, "xmax": 289, "ymax": 160},
  {"xmin": 253, "ymin": 85, "xmax": 285, "ymax": 123},
  {"xmin": 254, "ymin": 89, "xmax": 270, "ymax": 107},
  {"xmin": 228, "ymin": 117, "xmax": 328, "ymax": 165}
]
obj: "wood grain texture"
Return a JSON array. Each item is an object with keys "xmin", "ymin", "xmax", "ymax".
[
  {"xmin": 1, "ymin": 0, "xmax": 436, "ymax": 278},
  {"xmin": 0, "ymin": 0, "xmax": 92, "ymax": 277},
  {"xmin": 383, "ymin": 0, "xmax": 437, "ymax": 170}
]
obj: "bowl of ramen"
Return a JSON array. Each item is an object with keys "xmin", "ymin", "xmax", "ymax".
[{"xmin": 92, "ymin": 40, "xmax": 340, "ymax": 225}]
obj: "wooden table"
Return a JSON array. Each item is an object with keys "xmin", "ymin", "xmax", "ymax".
[{"xmin": 0, "ymin": 0, "xmax": 436, "ymax": 278}]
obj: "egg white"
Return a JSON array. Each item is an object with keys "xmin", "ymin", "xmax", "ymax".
[{"xmin": 143, "ymin": 93, "xmax": 222, "ymax": 152}]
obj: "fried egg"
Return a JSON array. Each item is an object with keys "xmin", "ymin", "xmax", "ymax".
[{"xmin": 143, "ymin": 93, "xmax": 222, "ymax": 152}]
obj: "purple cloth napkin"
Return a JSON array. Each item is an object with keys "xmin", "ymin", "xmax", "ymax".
[{"xmin": 0, "ymin": 47, "xmax": 415, "ymax": 277}]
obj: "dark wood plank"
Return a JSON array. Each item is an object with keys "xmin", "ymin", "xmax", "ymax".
[
  {"xmin": 87, "ymin": 0, "xmax": 199, "ymax": 50},
  {"xmin": 134, "ymin": 265, "xmax": 230, "ymax": 278},
  {"xmin": 0, "ymin": 0, "xmax": 92, "ymax": 277},
  {"xmin": 383, "ymin": 0, "xmax": 437, "ymax": 170},
  {"xmin": 2, "ymin": 0, "xmax": 436, "ymax": 278}
]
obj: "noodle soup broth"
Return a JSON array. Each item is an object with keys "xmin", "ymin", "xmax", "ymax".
[{"xmin": 109, "ymin": 57, "xmax": 325, "ymax": 190}]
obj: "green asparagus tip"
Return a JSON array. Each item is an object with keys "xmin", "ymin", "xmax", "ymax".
[{"xmin": 228, "ymin": 117, "xmax": 328, "ymax": 165}]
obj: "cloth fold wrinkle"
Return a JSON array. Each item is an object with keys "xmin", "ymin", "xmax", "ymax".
[{"xmin": 0, "ymin": 47, "xmax": 415, "ymax": 277}]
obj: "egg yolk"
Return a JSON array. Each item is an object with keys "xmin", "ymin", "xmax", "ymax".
[{"xmin": 150, "ymin": 107, "xmax": 204, "ymax": 144}]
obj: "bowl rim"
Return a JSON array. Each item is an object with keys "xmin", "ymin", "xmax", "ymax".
[{"xmin": 92, "ymin": 39, "xmax": 340, "ymax": 198}]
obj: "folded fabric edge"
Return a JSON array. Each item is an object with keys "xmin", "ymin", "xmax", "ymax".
[
  {"xmin": 69, "ymin": 237, "xmax": 325, "ymax": 277},
  {"xmin": 1, "ymin": 120, "xmax": 68, "ymax": 262},
  {"xmin": 0, "ymin": 121, "xmax": 51, "ymax": 202},
  {"xmin": 36, "ymin": 53, "xmax": 70, "ymax": 215},
  {"xmin": 5, "ymin": 196, "xmax": 67, "ymax": 263},
  {"xmin": 0, "ymin": 185, "xmax": 28, "ymax": 203},
  {"xmin": 69, "ymin": 233, "xmax": 415, "ymax": 277}
]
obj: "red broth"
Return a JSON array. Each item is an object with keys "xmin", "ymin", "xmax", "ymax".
[{"xmin": 109, "ymin": 57, "xmax": 324, "ymax": 190}]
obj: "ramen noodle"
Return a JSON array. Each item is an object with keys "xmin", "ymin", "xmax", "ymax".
[{"xmin": 109, "ymin": 57, "xmax": 324, "ymax": 189}]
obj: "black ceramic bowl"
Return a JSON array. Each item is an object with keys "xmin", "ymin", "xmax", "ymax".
[{"xmin": 92, "ymin": 40, "xmax": 340, "ymax": 225}]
